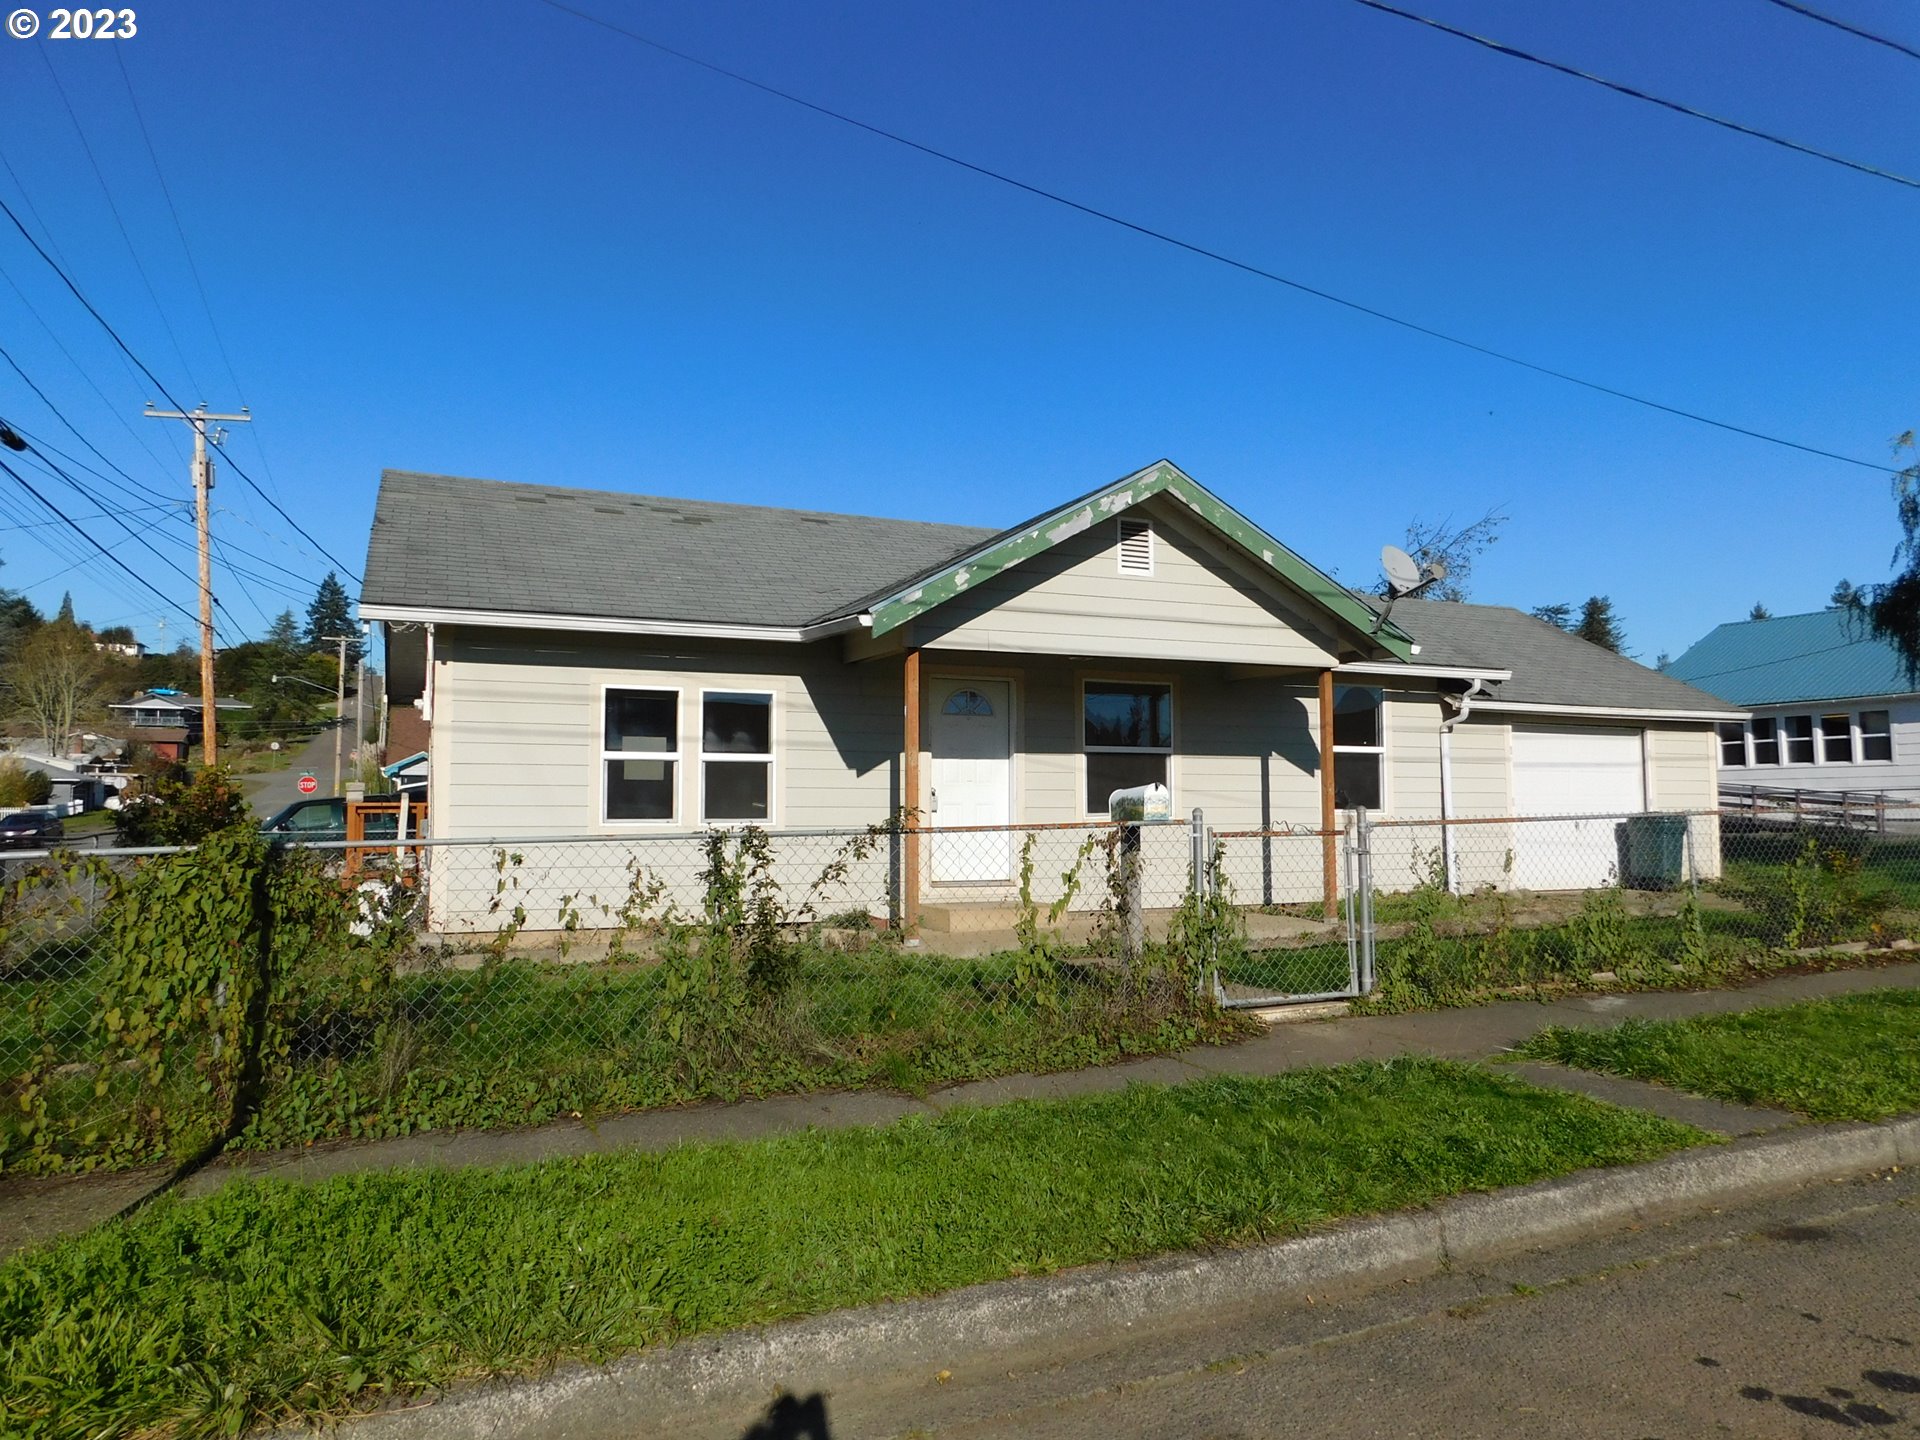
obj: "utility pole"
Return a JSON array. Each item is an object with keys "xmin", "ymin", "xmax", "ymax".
[
  {"xmin": 144, "ymin": 404, "xmax": 250, "ymax": 766},
  {"xmin": 332, "ymin": 634, "xmax": 348, "ymax": 797},
  {"xmin": 354, "ymin": 626, "xmax": 368, "ymax": 788}
]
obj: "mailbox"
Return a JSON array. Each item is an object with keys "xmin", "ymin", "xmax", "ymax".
[{"xmin": 1107, "ymin": 782, "xmax": 1172, "ymax": 824}]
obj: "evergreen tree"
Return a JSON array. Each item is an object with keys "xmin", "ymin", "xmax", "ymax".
[
  {"xmin": 1830, "ymin": 578, "xmax": 1857, "ymax": 609},
  {"xmin": 54, "ymin": 591, "xmax": 75, "ymax": 626},
  {"xmin": 1654, "ymin": 652, "xmax": 1672, "ymax": 672},
  {"xmin": 304, "ymin": 573, "xmax": 362, "ymax": 665},
  {"xmin": 1749, "ymin": 603, "xmax": 1771, "ymax": 621},
  {"xmin": 1573, "ymin": 596, "xmax": 1625, "ymax": 653},
  {"xmin": 266, "ymin": 609, "xmax": 301, "ymax": 655},
  {"xmin": 1530, "ymin": 602, "xmax": 1574, "ymax": 631}
]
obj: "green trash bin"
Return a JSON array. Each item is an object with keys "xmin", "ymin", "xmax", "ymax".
[{"xmin": 1620, "ymin": 814, "xmax": 1689, "ymax": 890}]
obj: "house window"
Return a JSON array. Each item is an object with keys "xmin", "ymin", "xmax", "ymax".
[
  {"xmin": 1859, "ymin": 709, "xmax": 1892, "ymax": 762},
  {"xmin": 1084, "ymin": 680, "xmax": 1171, "ymax": 812},
  {"xmin": 942, "ymin": 689, "xmax": 994, "ymax": 716},
  {"xmin": 1332, "ymin": 685, "xmax": 1384, "ymax": 810},
  {"xmin": 604, "ymin": 689, "xmax": 678, "ymax": 822},
  {"xmin": 1750, "ymin": 716, "xmax": 1780, "ymax": 766},
  {"xmin": 1117, "ymin": 518, "xmax": 1154, "ymax": 575},
  {"xmin": 1819, "ymin": 712, "xmax": 1853, "ymax": 764},
  {"xmin": 1717, "ymin": 722, "xmax": 1747, "ymax": 768},
  {"xmin": 701, "ymin": 691, "xmax": 773, "ymax": 822},
  {"xmin": 1783, "ymin": 715, "xmax": 1815, "ymax": 764}
]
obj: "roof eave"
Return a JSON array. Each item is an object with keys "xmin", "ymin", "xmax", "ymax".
[{"xmin": 359, "ymin": 602, "xmax": 867, "ymax": 645}]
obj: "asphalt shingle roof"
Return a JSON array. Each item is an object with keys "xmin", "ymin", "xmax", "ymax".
[
  {"xmin": 362, "ymin": 471, "xmax": 997, "ymax": 628},
  {"xmin": 1664, "ymin": 608, "xmax": 1911, "ymax": 706},
  {"xmin": 1382, "ymin": 598, "xmax": 1740, "ymax": 713},
  {"xmin": 363, "ymin": 471, "xmax": 1736, "ymax": 716}
]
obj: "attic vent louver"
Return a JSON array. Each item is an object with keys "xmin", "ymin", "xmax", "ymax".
[{"xmin": 1117, "ymin": 518, "xmax": 1154, "ymax": 576}]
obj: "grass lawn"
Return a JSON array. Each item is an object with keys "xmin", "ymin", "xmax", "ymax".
[
  {"xmin": 1516, "ymin": 988, "xmax": 1920, "ymax": 1122},
  {"xmin": 0, "ymin": 1058, "xmax": 1704, "ymax": 1439}
]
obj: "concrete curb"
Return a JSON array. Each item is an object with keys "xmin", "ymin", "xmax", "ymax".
[{"xmin": 322, "ymin": 1113, "xmax": 1920, "ymax": 1439}]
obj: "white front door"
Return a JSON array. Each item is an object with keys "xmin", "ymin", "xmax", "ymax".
[
  {"xmin": 1510, "ymin": 725, "xmax": 1645, "ymax": 889},
  {"xmin": 930, "ymin": 679, "xmax": 1012, "ymax": 883}
]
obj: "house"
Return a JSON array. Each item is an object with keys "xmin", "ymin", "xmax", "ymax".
[
  {"xmin": 361, "ymin": 461, "xmax": 1740, "ymax": 930},
  {"xmin": 1666, "ymin": 608, "xmax": 1910, "ymax": 814},
  {"xmin": 109, "ymin": 691, "xmax": 252, "ymax": 737}
]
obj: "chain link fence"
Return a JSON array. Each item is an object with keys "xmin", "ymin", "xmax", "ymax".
[{"xmin": 3, "ymin": 801, "xmax": 1914, "ymax": 1175}]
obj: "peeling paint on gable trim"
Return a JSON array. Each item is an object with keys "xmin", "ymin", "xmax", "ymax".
[{"xmin": 864, "ymin": 460, "xmax": 1415, "ymax": 661}]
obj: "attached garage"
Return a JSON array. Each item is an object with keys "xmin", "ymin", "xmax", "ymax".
[{"xmin": 1510, "ymin": 725, "xmax": 1645, "ymax": 889}]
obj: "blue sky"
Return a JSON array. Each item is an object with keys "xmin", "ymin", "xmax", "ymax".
[{"xmin": 0, "ymin": 0, "xmax": 1914, "ymax": 664}]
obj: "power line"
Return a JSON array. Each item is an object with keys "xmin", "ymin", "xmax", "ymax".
[
  {"xmin": 111, "ymin": 46, "xmax": 288, "ymax": 504},
  {"xmin": 36, "ymin": 45, "xmax": 207, "ymax": 398},
  {"xmin": 535, "ymin": 0, "xmax": 1903, "ymax": 477},
  {"xmin": 0, "ymin": 453, "xmax": 199, "ymax": 629},
  {"xmin": 0, "ymin": 193, "xmax": 364, "ymax": 580},
  {"xmin": 1759, "ymin": 0, "xmax": 1920, "ymax": 62},
  {"xmin": 1343, "ymin": 0, "xmax": 1920, "ymax": 191}
]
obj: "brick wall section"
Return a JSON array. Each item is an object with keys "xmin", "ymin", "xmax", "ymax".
[{"xmin": 384, "ymin": 703, "xmax": 430, "ymax": 766}]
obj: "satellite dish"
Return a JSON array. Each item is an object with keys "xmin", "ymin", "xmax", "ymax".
[
  {"xmin": 1381, "ymin": 545, "xmax": 1422, "ymax": 595},
  {"xmin": 1427, "ymin": 557, "xmax": 1448, "ymax": 582}
]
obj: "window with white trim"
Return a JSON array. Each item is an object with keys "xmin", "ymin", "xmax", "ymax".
[
  {"xmin": 1860, "ymin": 709, "xmax": 1892, "ymax": 762},
  {"xmin": 1083, "ymin": 680, "xmax": 1171, "ymax": 812},
  {"xmin": 1819, "ymin": 711, "xmax": 1853, "ymax": 764},
  {"xmin": 1783, "ymin": 714, "xmax": 1815, "ymax": 764},
  {"xmin": 1116, "ymin": 518, "xmax": 1154, "ymax": 576},
  {"xmin": 1332, "ymin": 685, "xmax": 1384, "ymax": 809},
  {"xmin": 1717, "ymin": 722, "xmax": 1747, "ymax": 768},
  {"xmin": 701, "ymin": 691, "xmax": 773, "ymax": 821},
  {"xmin": 1750, "ymin": 716, "xmax": 1780, "ymax": 766},
  {"xmin": 603, "ymin": 689, "xmax": 678, "ymax": 822}
]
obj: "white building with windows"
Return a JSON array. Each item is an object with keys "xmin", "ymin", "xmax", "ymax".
[{"xmin": 1666, "ymin": 609, "xmax": 1910, "ymax": 800}]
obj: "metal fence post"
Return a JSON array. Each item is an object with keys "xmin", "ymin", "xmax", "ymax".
[{"xmin": 1353, "ymin": 808, "xmax": 1376, "ymax": 996}]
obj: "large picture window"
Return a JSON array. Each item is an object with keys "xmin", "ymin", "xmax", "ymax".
[
  {"xmin": 603, "ymin": 688, "xmax": 678, "ymax": 822},
  {"xmin": 702, "ymin": 691, "xmax": 773, "ymax": 821},
  {"xmin": 1083, "ymin": 680, "xmax": 1172, "ymax": 813},
  {"xmin": 1332, "ymin": 685, "xmax": 1384, "ymax": 810}
]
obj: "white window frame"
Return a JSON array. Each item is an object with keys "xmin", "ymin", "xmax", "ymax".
[
  {"xmin": 698, "ymin": 687, "xmax": 777, "ymax": 825},
  {"xmin": 1748, "ymin": 716, "xmax": 1780, "ymax": 767},
  {"xmin": 1116, "ymin": 517, "xmax": 1155, "ymax": 577},
  {"xmin": 1817, "ymin": 710, "xmax": 1854, "ymax": 766},
  {"xmin": 1856, "ymin": 708, "xmax": 1893, "ymax": 764},
  {"xmin": 1782, "ymin": 713, "xmax": 1816, "ymax": 766},
  {"xmin": 1332, "ymin": 684, "xmax": 1388, "ymax": 813},
  {"xmin": 1080, "ymin": 676, "xmax": 1174, "ymax": 817},
  {"xmin": 599, "ymin": 683, "xmax": 683, "ymax": 827},
  {"xmin": 1717, "ymin": 720, "xmax": 1749, "ymax": 769}
]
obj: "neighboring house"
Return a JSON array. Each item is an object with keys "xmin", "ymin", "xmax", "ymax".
[
  {"xmin": 94, "ymin": 639, "xmax": 147, "ymax": 659},
  {"xmin": 1667, "ymin": 609, "xmax": 1910, "ymax": 807},
  {"xmin": 361, "ymin": 461, "xmax": 1739, "ymax": 929},
  {"xmin": 3, "ymin": 740, "xmax": 131, "ymax": 813},
  {"xmin": 108, "ymin": 691, "xmax": 251, "ymax": 735}
]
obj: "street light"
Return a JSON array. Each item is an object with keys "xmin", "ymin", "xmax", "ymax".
[{"xmin": 270, "ymin": 673, "xmax": 334, "ymax": 695}]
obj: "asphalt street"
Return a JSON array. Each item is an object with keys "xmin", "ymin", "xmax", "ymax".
[
  {"xmin": 239, "ymin": 725, "xmax": 342, "ymax": 818},
  {"xmin": 667, "ymin": 1166, "xmax": 1920, "ymax": 1440}
]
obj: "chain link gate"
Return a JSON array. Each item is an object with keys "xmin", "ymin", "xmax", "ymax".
[{"xmin": 1197, "ymin": 809, "xmax": 1373, "ymax": 1008}]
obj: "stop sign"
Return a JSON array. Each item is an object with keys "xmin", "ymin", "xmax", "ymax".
[{"xmin": 297, "ymin": 773, "xmax": 319, "ymax": 795}]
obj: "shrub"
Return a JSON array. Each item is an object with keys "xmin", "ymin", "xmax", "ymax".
[
  {"xmin": 0, "ymin": 760, "xmax": 52, "ymax": 808},
  {"xmin": 1719, "ymin": 837, "xmax": 1892, "ymax": 949},
  {"xmin": 114, "ymin": 765, "xmax": 249, "ymax": 846}
]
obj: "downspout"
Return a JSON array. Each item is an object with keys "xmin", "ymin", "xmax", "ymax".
[
  {"xmin": 1438, "ymin": 676, "xmax": 1493, "ymax": 895},
  {"xmin": 420, "ymin": 622, "xmax": 436, "ymax": 724}
]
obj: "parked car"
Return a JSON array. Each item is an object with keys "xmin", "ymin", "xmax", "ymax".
[
  {"xmin": 259, "ymin": 798, "xmax": 401, "ymax": 844},
  {"xmin": 0, "ymin": 811, "xmax": 64, "ymax": 849}
]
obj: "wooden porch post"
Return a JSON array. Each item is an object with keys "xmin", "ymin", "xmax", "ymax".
[
  {"xmin": 903, "ymin": 646, "xmax": 922, "ymax": 932},
  {"xmin": 1318, "ymin": 668, "xmax": 1338, "ymax": 914}
]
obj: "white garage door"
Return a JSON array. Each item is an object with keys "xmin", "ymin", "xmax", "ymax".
[{"xmin": 1511, "ymin": 726, "xmax": 1644, "ymax": 890}]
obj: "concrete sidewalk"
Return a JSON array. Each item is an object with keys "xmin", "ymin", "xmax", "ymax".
[{"xmin": 4, "ymin": 958, "xmax": 1917, "ymax": 1258}]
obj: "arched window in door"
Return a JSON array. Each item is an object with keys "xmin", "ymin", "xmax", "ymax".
[{"xmin": 942, "ymin": 688, "xmax": 994, "ymax": 717}]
